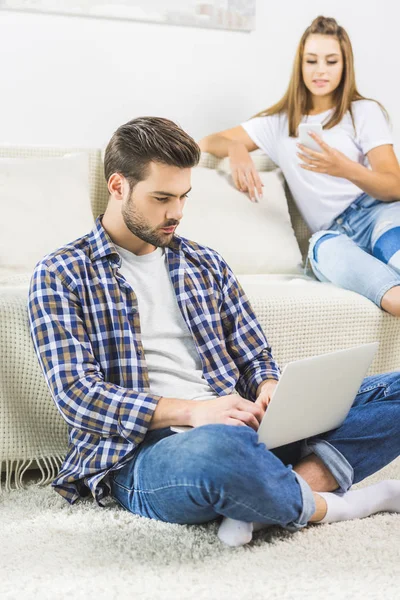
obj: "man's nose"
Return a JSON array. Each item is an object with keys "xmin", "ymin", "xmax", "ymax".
[{"xmin": 166, "ymin": 198, "xmax": 184, "ymax": 221}]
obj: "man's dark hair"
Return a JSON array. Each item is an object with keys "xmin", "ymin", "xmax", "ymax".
[{"xmin": 104, "ymin": 116, "xmax": 201, "ymax": 189}]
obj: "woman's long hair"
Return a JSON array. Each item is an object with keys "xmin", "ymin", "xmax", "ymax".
[{"xmin": 253, "ymin": 16, "xmax": 388, "ymax": 136}]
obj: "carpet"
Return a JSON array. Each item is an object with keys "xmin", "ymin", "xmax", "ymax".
[{"xmin": 1, "ymin": 459, "xmax": 399, "ymax": 600}]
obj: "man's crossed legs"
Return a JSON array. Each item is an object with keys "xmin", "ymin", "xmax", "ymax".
[{"xmin": 109, "ymin": 372, "xmax": 400, "ymax": 546}]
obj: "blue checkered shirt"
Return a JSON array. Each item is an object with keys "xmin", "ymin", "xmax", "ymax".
[{"xmin": 28, "ymin": 216, "xmax": 280, "ymax": 505}]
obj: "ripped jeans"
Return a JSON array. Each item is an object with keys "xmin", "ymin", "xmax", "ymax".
[{"xmin": 307, "ymin": 193, "xmax": 400, "ymax": 308}]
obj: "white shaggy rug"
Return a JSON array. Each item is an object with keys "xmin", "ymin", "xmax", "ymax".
[{"xmin": 1, "ymin": 460, "xmax": 399, "ymax": 600}]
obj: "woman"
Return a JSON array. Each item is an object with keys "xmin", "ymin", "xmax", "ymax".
[{"xmin": 199, "ymin": 16, "xmax": 400, "ymax": 316}]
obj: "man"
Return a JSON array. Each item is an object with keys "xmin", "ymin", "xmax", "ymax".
[{"xmin": 29, "ymin": 117, "xmax": 400, "ymax": 547}]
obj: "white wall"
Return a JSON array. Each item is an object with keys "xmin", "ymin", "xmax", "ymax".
[{"xmin": 0, "ymin": 0, "xmax": 399, "ymax": 152}]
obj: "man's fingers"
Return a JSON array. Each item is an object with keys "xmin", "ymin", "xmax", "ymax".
[
  {"xmin": 255, "ymin": 396, "xmax": 270, "ymax": 410},
  {"xmin": 229, "ymin": 410, "xmax": 260, "ymax": 431},
  {"xmin": 226, "ymin": 418, "xmax": 247, "ymax": 427},
  {"xmin": 238, "ymin": 399, "xmax": 264, "ymax": 423}
]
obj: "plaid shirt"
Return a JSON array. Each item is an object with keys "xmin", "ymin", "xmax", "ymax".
[{"xmin": 28, "ymin": 216, "xmax": 280, "ymax": 506}]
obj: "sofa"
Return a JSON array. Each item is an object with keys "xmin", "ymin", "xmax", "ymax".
[{"xmin": 1, "ymin": 145, "xmax": 399, "ymax": 491}]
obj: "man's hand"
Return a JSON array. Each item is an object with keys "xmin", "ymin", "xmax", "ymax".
[
  {"xmin": 297, "ymin": 132, "xmax": 353, "ymax": 178},
  {"xmin": 255, "ymin": 379, "xmax": 279, "ymax": 411},
  {"xmin": 190, "ymin": 393, "xmax": 265, "ymax": 432}
]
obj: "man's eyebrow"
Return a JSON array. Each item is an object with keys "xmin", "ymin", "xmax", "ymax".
[
  {"xmin": 151, "ymin": 187, "xmax": 192, "ymax": 197},
  {"xmin": 304, "ymin": 53, "xmax": 340, "ymax": 57}
]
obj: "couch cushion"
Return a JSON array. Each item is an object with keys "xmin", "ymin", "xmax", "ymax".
[
  {"xmin": 0, "ymin": 153, "xmax": 94, "ymax": 271},
  {"xmin": 237, "ymin": 274, "xmax": 398, "ymax": 374},
  {"xmin": 178, "ymin": 167, "xmax": 303, "ymax": 275}
]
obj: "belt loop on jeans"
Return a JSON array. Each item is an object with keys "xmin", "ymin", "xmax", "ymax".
[{"xmin": 353, "ymin": 192, "xmax": 368, "ymax": 210}]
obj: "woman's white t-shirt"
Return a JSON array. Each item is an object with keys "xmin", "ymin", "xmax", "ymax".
[{"xmin": 241, "ymin": 100, "xmax": 393, "ymax": 233}]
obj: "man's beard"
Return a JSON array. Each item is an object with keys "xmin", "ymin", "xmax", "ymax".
[{"xmin": 122, "ymin": 197, "xmax": 178, "ymax": 248}]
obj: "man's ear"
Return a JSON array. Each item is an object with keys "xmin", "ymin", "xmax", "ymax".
[{"xmin": 107, "ymin": 173, "xmax": 126, "ymax": 201}]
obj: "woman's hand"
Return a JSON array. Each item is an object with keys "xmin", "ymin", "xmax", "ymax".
[
  {"xmin": 297, "ymin": 132, "xmax": 353, "ymax": 178},
  {"xmin": 228, "ymin": 141, "xmax": 264, "ymax": 202}
]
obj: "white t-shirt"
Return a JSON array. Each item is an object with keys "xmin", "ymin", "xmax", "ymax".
[
  {"xmin": 241, "ymin": 100, "xmax": 393, "ymax": 233},
  {"xmin": 114, "ymin": 243, "xmax": 218, "ymax": 401}
]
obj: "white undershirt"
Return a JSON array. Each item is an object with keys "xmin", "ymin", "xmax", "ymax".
[
  {"xmin": 242, "ymin": 100, "xmax": 393, "ymax": 233},
  {"xmin": 114, "ymin": 243, "xmax": 218, "ymax": 401}
]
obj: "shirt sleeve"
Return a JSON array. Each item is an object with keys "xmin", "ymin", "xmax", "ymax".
[
  {"xmin": 28, "ymin": 263, "xmax": 161, "ymax": 444},
  {"xmin": 355, "ymin": 100, "xmax": 393, "ymax": 156},
  {"xmin": 241, "ymin": 115, "xmax": 280, "ymax": 166},
  {"xmin": 218, "ymin": 256, "xmax": 280, "ymax": 401}
]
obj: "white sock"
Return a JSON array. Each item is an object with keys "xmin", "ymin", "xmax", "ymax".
[
  {"xmin": 217, "ymin": 518, "xmax": 274, "ymax": 547},
  {"xmin": 218, "ymin": 479, "xmax": 400, "ymax": 546},
  {"xmin": 217, "ymin": 480, "xmax": 400, "ymax": 546},
  {"xmin": 316, "ymin": 480, "xmax": 400, "ymax": 523},
  {"xmin": 217, "ymin": 518, "xmax": 254, "ymax": 547}
]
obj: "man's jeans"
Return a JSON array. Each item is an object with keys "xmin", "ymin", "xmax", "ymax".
[
  {"xmin": 307, "ymin": 193, "xmax": 400, "ymax": 307},
  {"xmin": 110, "ymin": 372, "xmax": 400, "ymax": 530}
]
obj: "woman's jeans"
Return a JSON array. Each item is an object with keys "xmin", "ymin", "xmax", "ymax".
[
  {"xmin": 110, "ymin": 372, "xmax": 400, "ymax": 530},
  {"xmin": 307, "ymin": 193, "xmax": 400, "ymax": 307}
]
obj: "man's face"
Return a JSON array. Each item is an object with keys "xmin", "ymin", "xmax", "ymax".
[{"xmin": 121, "ymin": 162, "xmax": 191, "ymax": 248}]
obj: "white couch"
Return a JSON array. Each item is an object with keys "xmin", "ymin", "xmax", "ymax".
[{"xmin": 1, "ymin": 145, "xmax": 399, "ymax": 491}]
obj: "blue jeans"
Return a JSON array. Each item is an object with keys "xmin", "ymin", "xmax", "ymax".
[
  {"xmin": 307, "ymin": 193, "xmax": 400, "ymax": 307},
  {"xmin": 109, "ymin": 372, "xmax": 400, "ymax": 530}
]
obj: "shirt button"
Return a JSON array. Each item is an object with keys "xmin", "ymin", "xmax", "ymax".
[
  {"xmin": 137, "ymin": 348, "xmax": 143, "ymax": 357},
  {"xmin": 336, "ymin": 218, "xmax": 343, "ymax": 225}
]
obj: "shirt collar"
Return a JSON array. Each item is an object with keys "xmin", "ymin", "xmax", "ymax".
[{"xmin": 88, "ymin": 215, "xmax": 121, "ymax": 265}]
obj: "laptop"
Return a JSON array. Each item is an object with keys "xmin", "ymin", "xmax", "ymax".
[{"xmin": 170, "ymin": 342, "xmax": 378, "ymax": 449}]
